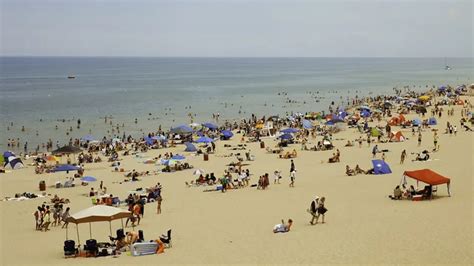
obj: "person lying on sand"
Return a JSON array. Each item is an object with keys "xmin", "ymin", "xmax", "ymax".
[
  {"xmin": 273, "ymin": 219, "xmax": 293, "ymax": 233},
  {"xmin": 345, "ymin": 165, "xmax": 355, "ymax": 176}
]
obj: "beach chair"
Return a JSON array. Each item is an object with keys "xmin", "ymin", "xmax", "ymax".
[
  {"xmin": 84, "ymin": 239, "xmax": 98, "ymax": 257},
  {"xmin": 63, "ymin": 240, "xmax": 78, "ymax": 258},
  {"xmin": 159, "ymin": 229, "xmax": 172, "ymax": 248},
  {"xmin": 130, "ymin": 242, "xmax": 158, "ymax": 256}
]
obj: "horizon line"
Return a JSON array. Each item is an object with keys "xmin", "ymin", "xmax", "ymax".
[{"xmin": 1, "ymin": 55, "xmax": 473, "ymax": 59}]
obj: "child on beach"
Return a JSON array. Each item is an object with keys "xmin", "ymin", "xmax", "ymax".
[
  {"xmin": 273, "ymin": 219, "xmax": 293, "ymax": 233},
  {"xmin": 289, "ymin": 169, "xmax": 296, "ymax": 187}
]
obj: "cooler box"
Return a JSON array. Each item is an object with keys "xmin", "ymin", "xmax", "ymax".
[
  {"xmin": 412, "ymin": 195, "xmax": 423, "ymax": 201},
  {"xmin": 204, "ymin": 153, "xmax": 209, "ymax": 161},
  {"xmin": 260, "ymin": 141, "xmax": 265, "ymax": 149},
  {"xmin": 39, "ymin": 181, "xmax": 46, "ymax": 191}
]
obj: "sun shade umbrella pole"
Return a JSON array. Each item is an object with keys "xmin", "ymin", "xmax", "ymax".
[
  {"xmin": 109, "ymin": 221, "xmax": 112, "ymax": 237},
  {"xmin": 76, "ymin": 224, "xmax": 80, "ymax": 246},
  {"xmin": 89, "ymin": 222, "xmax": 92, "ymax": 239}
]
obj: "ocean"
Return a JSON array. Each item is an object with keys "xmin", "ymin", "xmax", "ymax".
[{"xmin": 1, "ymin": 57, "xmax": 472, "ymax": 152}]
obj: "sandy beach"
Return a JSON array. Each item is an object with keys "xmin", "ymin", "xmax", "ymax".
[{"xmin": 1, "ymin": 91, "xmax": 472, "ymax": 265}]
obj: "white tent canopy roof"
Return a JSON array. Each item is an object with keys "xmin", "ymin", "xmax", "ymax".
[{"xmin": 67, "ymin": 205, "xmax": 132, "ymax": 224}]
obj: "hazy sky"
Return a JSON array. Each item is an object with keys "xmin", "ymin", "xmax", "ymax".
[{"xmin": 1, "ymin": 0, "xmax": 472, "ymax": 57}]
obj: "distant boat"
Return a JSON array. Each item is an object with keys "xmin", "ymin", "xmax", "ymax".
[
  {"xmin": 67, "ymin": 76, "xmax": 76, "ymax": 79},
  {"xmin": 444, "ymin": 58, "xmax": 451, "ymax": 70}
]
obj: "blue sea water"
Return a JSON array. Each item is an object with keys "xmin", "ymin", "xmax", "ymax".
[{"xmin": 0, "ymin": 57, "xmax": 472, "ymax": 151}]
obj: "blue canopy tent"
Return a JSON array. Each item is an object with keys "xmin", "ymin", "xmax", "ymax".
[
  {"xmin": 412, "ymin": 118, "xmax": 422, "ymax": 126},
  {"xmin": 54, "ymin": 164, "xmax": 80, "ymax": 172},
  {"xmin": 171, "ymin": 125, "xmax": 193, "ymax": 134},
  {"xmin": 372, "ymin": 160, "xmax": 392, "ymax": 175},
  {"xmin": 202, "ymin": 123, "xmax": 218, "ymax": 130},
  {"xmin": 428, "ymin": 117, "xmax": 437, "ymax": 125},
  {"xmin": 302, "ymin": 119, "xmax": 313, "ymax": 129},
  {"xmin": 184, "ymin": 142, "xmax": 197, "ymax": 152},
  {"xmin": 221, "ymin": 130, "xmax": 234, "ymax": 139},
  {"xmin": 196, "ymin": 136, "xmax": 214, "ymax": 143},
  {"xmin": 280, "ymin": 128, "xmax": 299, "ymax": 134},
  {"xmin": 279, "ymin": 134, "xmax": 294, "ymax": 140}
]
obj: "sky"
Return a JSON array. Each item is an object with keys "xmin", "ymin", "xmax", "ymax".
[{"xmin": 1, "ymin": 0, "xmax": 472, "ymax": 57}]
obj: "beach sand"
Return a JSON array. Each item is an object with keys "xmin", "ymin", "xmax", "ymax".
[{"xmin": 1, "ymin": 96, "xmax": 473, "ymax": 265}]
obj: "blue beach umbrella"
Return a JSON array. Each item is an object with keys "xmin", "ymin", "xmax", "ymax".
[
  {"xmin": 360, "ymin": 110, "xmax": 371, "ymax": 118},
  {"xmin": 202, "ymin": 122, "xmax": 218, "ymax": 130},
  {"xmin": 171, "ymin": 125, "xmax": 193, "ymax": 134},
  {"xmin": 171, "ymin": 154, "xmax": 186, "ymax": 160},
  {"xmin": 184, "ymin": 142, "xmax": 197, "ymax": 152},
  {"xmin": 221, "ymin": 130, "xmax": 234, "ymax": 138},
  {"xmin": 81, "ymin": 176, "xmax": 97, "ymax": 182},
  {"xmin": 280, "ymin": 128, "xmax": 299, "ymax": 134},
  {"xmin": 144, "ymin": 136, "xmax": 154, "ymax": 145},
  {"xmin": 371, "ymin": 160, "xmax": 392, "ymax": 175},
  {"xmin": 54, "ymin": 164, "xmax": 80, "ymax": 172},
  {"xmin": 279, "ymin": 134, "xmax": 294, "ymax": 140},
  {"xmin": 302, "ymin": 120, "xmax": 313, "ymax": 129},
  {"xmin": 412, "ymin": 118, "xmax": 422, "ymax": 126},
  {"xmin": 196, "ymin": 136, "xmax": 214, "ymax": 143}
]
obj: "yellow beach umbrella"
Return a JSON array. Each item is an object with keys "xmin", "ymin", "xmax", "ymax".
[{"xmin": 418, "ymin": 95, "xmax": 430, "ymax": 101}]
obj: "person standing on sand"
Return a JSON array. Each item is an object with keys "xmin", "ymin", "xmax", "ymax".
[
  {"xmin": 290, "ymin": 159, "xmax": 295, "ymax": 172},
  {"xmin": 315, "ymin": 197, "xmax": 327, "ymax": 224},
  {"xmin": 418, "ymin": 132, "xmax": 422, "ymax": 146},
  {"xmin": 289, "ymin": 169, "xmax": 296, "ymax": 187},
  {"xmin": 156, "ymin": 194, "xmax": 162, "ymax": 214},
  {"xmin": 400, "ymin": 150, "xmax": 406, "ymax": 164}
]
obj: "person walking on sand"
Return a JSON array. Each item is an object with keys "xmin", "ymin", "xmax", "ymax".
[
  {"xmin": 309, "ymin": 196, "xmax": 320, "ymax": 225},
  {"xmin": 290, "ymin": 159, "xmax": 295, "ymax": 172},
  {"xmin": 400, "ymin": 150, "xmax": 406, "ymax": 164},
  {"xmin": 417, "ymin": 132, "xmax": 422, "ymax": 146},
  {"xmin": 315, "ymin": 197, "xmax": 328, "ymax": 224},
  {"xmin": 289, "ymin": 169, "xmax": 296, "ymax": 187}
]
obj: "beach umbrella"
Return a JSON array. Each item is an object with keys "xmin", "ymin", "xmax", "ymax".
[
  {"xmin": 193, "ymin": 169, "xmax": 205, "ymax": 176},
  {"xmin": 412, "ymin": 118, "xmax": 422, "ymax": 126},
  {"xmin": 221, "ymin": 130, "xmax": 234, "ymax": 138},
  {"xmin": 325, "ymin": 118, "xmax": 344, "ymax": 125},
  {"xmin": 372, "ymin": 160, "xmax": 392, "ymax": 175},
  {"xmin": 46, "ymin": 155, "xmax": 59, "ymax": 162},
  {"xmin": 202, "ymin": 122, "xmax": 218, "ymax": 130},
  {"xmin": 196, "ymin": 136, "xmax": 214, "ymax": 143},
  {"xmin": 360, "ymin": 110, "xmax": 371, "ymax": 118},
  {"xmin": 144, "ymin": 136, "xmax": 154, "ymax": 145},
  {"xmin": 280, "ymin": 128, "xmax": 299, "ymax": 134},
  {"xmin": 54, "ymin": 164, "xmax": 80, "ymax": 172},
  {"xmin": 418, "ymin": 95, "xmax": 430, "ymax": 101},
  {"xmin": 302, "ymin": 119, "xmax": 313, "ymax": 129},
  {"xmin": 80, "ymin": 135, "xmax": 96, "ymax": 142},
  {"xmin": 359, "ymin": 106, "xmax": 371, "ymax": 112},
  {"xmin": 81, "ymin": 176, "xmax": 97, "ymax": 182},
  {"xmin": 171, "ymin": 125, "xmax": 193, "ymax": 134},
  {"xmin": 279, "ymin": 133, "xmax": 293, "ymax": 140},
  {"xmin": 171, "ymin": 154, "xmax": 186, "ymax": 160}
]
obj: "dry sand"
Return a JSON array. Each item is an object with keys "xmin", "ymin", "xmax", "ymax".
[{"xmin": 1, "ymin": 96, "xmax": 473, "ymax": 265}]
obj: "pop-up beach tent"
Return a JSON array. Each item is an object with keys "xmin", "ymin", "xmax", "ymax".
[
  {"xmin": 402, "ymin": 169, "xmax": 451, "ymax": 196},
  {"xmin": 3, "ymin": 151, "xmax": 24, "ymax": 169},
  {"xmin": 428, "ymin": 117, "xmax": 437, "ymax": 125},
  {"xmin": 184, "ymin": 142, "xmax": 197, "ymax": 152},
  {"xmin": 390, "ymin": 131, "xmax": 405, "ymax": 142},
  {"xmin": 372, "ymin": 160, "xmax": 392, "ymax": 175},
  {"xmin": 66, "ymin": 205, "xmax": 132, "ymax": 244}
]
